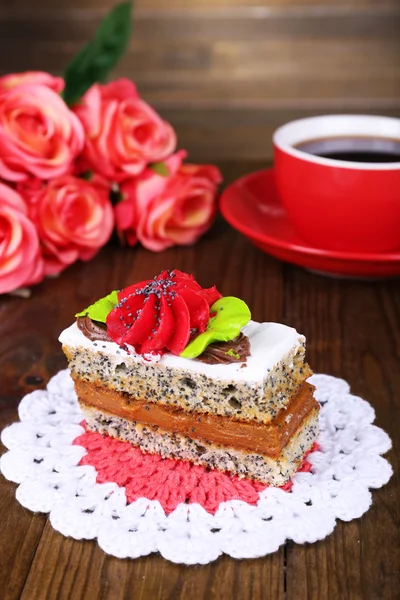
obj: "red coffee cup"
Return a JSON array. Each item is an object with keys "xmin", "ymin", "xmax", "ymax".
[{"xmin": 273, "ymin": 115, "xmax": 400, "ymax": 253}]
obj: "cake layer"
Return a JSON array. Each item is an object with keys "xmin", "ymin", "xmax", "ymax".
[
  {"xmin": 75, "ymin": 379, "xmax": 317, "ymax": 457},
  {"xmin": 61, "ymin": 320, "xmax": 311, "ymax": 424},
  {"xmin": 80, "ymin": 403, "xmax": 320, "ymax": 485},
  {"xmin": 61, "ymin": 320, "xmax": 304, "ymax": 383}
]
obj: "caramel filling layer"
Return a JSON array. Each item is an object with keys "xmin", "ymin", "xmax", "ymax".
[{"xmin": 75, "ymin": 379, "xmax": 318, "ymax": 457}]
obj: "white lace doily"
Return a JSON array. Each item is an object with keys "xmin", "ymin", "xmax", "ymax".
[{"xmin": 0, "ymin": 370, "xmax": 392, "ymax": 565}]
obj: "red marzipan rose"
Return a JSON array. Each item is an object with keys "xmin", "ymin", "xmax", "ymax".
[{"xmin": 106, "ymin": 270, "xmax": 222, "ymax": 355}]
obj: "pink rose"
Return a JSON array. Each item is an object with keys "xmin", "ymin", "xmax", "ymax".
[
  {"xmin": 30, "ymin": 175, "xmax": 114, "ymax": 275},
  {"xmin": 0, "ymin": 83, "xmax": 84, "ymax": 182},
  {"xmin": 115, "ymin": 150, "xmax": 222, "ymax": 251},
  {"xmin": 74, "ymin": 79, "xmax": 176, "ymax": 182},
  {"xmin": 114, "ymin": 188, "xmax": 138, "ymax": 247},
  {"xmin": 0, "ymin": 183, "xmax": 43, "ymax": 294},
  {"xmin": 0, "ymin": 71, "xmax": 64, "ymax": 93},
  {"xmin": 16, "ymin": 177, "xmax": 45, "ymax": 213}
]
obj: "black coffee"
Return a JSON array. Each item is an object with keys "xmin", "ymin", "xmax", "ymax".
[{"xmin": 294, "ymin": 136, "xmax": 400, "ymax": 163}]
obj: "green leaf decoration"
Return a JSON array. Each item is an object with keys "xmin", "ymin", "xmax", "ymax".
[
  {"xmin": 226, "ymin": 349, "xmax": 240, "ymax": 360},
  {"xmin": 180, "ymin": 297, "xmax": 251, "ymax": 359},
  {"xmin": 75, "ymin": 290, "xmax": 119, "ymax": 323},
  {"xmin": 149, "ymin": 161, "xmax": 170, "ymax": 177},
  {"xmin": 62, "ymin": 2, "xmax": 132, "ymax": 106}
]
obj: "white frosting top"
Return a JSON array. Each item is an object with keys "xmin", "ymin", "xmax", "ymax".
[{"xmin": 59, "ymin": 321, "xmax": 304, "ymax": 384}]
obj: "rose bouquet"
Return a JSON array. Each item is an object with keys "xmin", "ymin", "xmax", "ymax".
[{"xmin": 0, "ymin": 2, "xmax": 222, "ymax": 296}]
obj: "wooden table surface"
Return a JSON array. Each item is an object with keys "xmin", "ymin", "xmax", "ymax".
[{"xmin": 0, "ymin": 163, "xmax": 399, "ymax": 600}]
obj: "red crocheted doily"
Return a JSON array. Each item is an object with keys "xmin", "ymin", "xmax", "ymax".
[{"xmin": 74, "ymin": 426, "xmax": 315, "ymax": 515}]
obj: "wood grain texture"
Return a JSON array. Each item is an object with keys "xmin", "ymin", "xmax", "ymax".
[
  {"xmin": 8, "ymin": 0, "xmax": 400, "ymax": 8},
  {"xmin": 21, "ymin": 525, "xmax": 284, "ymax": 600},
  {"xmin": 283, "ymin": 268, "xmax": 400, "ymax": 600},
  {"xmin": 156, "ymin": 107, "xmax": 400, "ymax": 161},
  {"xmin": 0, "ymin": 3, "xmax": 399, "ymax": 160},
  {"xmin": 2, "ymin": 6, "xmax": 400, "ymax": 41},
  {"xmin": 0, "ymin": 161, "xmax": 399, "ymax": 599}
]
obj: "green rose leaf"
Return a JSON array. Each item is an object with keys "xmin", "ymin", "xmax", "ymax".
[
  {"xmin": 149, "ymin": 161, "xmax": 170, "ymax": 177},
  {"xmin": 180, "ymin": 296, "xmax": 251, "ymax": 359},
  {"xmin": 79, "ymin": 170, "xmax": 93, "ymax": 181},
  {"xmin": 62, "ymin": 2, "xmax": 132, "ymax": 106},
  {"xmin": 110, "ymin": 186, "xmax": 124, "ymax": 205},
  {"xmin": 75, "ymin": 290, "xmax": 119, "ymax": 323}
]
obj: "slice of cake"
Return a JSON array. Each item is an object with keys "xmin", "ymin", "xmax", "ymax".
[{"xmin": 60, "ymin": 269, "xmax": 319, "ymax": 485}]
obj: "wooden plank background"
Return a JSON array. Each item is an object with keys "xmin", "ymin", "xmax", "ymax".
[{"xmin": 0, "ymin": 0, "xmax": 399, "ymax": 160}]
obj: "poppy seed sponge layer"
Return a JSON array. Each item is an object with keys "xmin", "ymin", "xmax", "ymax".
[
  {"xmin": 79, "ymin": 401, "xmax": 319, "ymax": 485},
  {"xmin": 60, "ymin": 320, "xmax": 311, "ymax": 424}
]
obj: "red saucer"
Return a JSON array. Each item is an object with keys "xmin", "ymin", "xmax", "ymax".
[{"xmin": 220, "ymin": 169, "xmax": 400, "ymax": 278}]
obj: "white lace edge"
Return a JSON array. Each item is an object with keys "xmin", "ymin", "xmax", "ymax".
[{"xmin": 0, "ymin": 370, "xmax": 393, "ymax": 565}]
